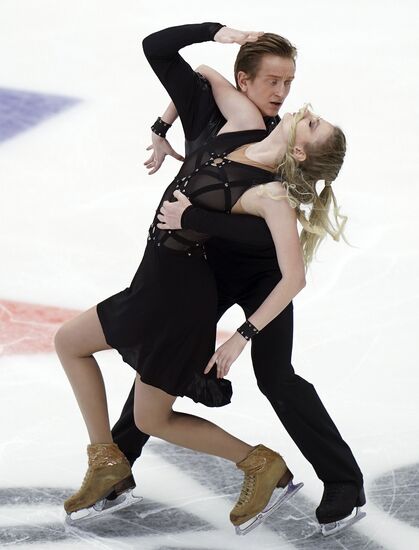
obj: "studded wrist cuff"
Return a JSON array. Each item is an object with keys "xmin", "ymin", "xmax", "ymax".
[
  {"xmin": 237, "ymin": 320, "xmax": 260, "ymax": 341},
  {"xmin": 151, "ymin": 117, "xmax": 172, "ymax": 138}
]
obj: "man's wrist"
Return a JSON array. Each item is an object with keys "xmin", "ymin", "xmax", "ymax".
[{"xmin": 206, "ymin": 22, "xmax": 225, "ymax": 41}]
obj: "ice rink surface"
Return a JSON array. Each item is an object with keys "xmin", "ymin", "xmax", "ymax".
[{"xmin": 1, "ymin": 1, "xmax": 419, "ymax": 548}]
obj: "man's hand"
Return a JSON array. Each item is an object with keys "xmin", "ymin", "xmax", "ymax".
[
  {"xmin": 213, "ymin": 27, "xmax": 264, "ymax": 46},
  {"xmin": 144, "ymin": 134, "xmax": 184, "ymax": 175},
  {"xmin": 204, "ymin": 332, "xmax": 248, "ymax": 379},
  {"xmin": 157, "ymin": 190, "xmax": 192, "ymax": 230}
]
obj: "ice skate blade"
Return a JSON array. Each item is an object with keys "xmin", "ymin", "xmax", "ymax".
[
  {"xmin": 235, "ymin": 479, "xmax": 304, "ymax": 536},
  {"xmin": 64, "ymin": 490, "xmax": 142, "ymax": 526},
  {"xmin": 320, "ymin": 507, "xmax": 366, "ymax": 537}
]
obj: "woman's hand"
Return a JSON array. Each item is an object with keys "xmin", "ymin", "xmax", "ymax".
[
  {"xmin": 157, "ymin": 190, "xmax": 192, "ymax": 230},
  {"xmin": 144, "ymin": 134, "xmax": 184, "ymax": 175},
  {"xmin": 204, "ymin": 332, "xmax": 248, "ymax": 379},
  {"xmin": 213, "ymin": 27, "xmax": 264, "ymax": 46}
]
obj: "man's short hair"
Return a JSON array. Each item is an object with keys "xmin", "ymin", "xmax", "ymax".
[{"xmin": 234, "ymin": 33, "xmax": 297, "ymax": 87}]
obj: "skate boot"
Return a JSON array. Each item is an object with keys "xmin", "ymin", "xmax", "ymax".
[
  {"xmin": 316, "ymin": 482, "xmax": 366, "ymax": 536},
  {"xmin": 231, "ymin": 444, "xmax": 303, "ymax": 535},
  {"xmin": 64, "ymin": 443, "xmax": 137, "ymax": 524}
]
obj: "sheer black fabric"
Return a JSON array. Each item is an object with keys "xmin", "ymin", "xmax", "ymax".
[{"xmin": 148, "ymin": 130, "xmax": 275, "ymax": 253}]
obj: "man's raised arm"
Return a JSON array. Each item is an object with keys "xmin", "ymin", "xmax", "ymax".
[{"xmin": 142, "ymin": 23, "xmax": 224, "ymax": 141}]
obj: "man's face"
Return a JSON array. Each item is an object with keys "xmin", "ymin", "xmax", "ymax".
[{"xmin": 238, "ymin": 54, "xmax": 295, "ymax": 117}]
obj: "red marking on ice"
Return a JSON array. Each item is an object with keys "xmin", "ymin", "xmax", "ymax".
[
  {"xmin": 0, "ymin": 299, "xmax": 79, "ymax": 355},
  {"xmin": 0, "ymin": 299, "xmax": 233, "ymax": 355}
]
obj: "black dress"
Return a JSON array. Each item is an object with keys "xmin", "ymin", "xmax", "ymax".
[{"xmin": 96, "ymin": 129, "xmax": 274, "ymax": 407}]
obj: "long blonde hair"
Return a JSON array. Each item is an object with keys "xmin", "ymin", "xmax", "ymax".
[{"xmin": 273, "ymin": 107, "xmax": 348, "ymax": 268}]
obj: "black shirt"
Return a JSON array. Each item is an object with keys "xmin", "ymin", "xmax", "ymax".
[{"xmin": 143, "ymin": 22, "xmax": 276, "ymax": 250}]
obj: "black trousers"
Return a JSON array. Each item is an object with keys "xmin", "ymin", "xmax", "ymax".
[{"xmin": 112, "ymin": 244, "xmax": 363, "ymax": 487}]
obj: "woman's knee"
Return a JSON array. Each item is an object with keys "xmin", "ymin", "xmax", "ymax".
[
  {"xmin": 134, "ymin": 406, "xmax": 171, "ymax": 436},
  {"xmin": 134, "ymin": 411, "xmax": 157, "ymax": 436},
  {"xmin": 134, "ymin": 376, "xmax": 176, "ymax": 436},
  {"xmin": 54, "ymin": 307, "xmax": 110, "ymax": 358},
  {"xmin": 54, "ymin": 322, "xmax": 76, "ymax": 357}
]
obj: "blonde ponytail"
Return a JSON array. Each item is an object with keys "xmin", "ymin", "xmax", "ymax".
[{"xmin": 271, "ymin": 108, "xmax": 347, "ymax": 268}]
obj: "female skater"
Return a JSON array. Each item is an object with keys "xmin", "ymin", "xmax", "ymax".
[{"xmin": 54, "ymin": 56, "xmax": 346, "ymax": 533}]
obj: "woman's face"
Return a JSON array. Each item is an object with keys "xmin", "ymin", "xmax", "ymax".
[{"xmin": 281, "ymin": 108, "xmax": 334, "ymax": 157}]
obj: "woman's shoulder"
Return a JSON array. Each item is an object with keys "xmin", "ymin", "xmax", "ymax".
[
  {"xmin": 259, "ymin": 180, "xmax": 288, "ymax": 199},
  {"xmin": 236, "ymin": 180, "xmax": 290, "ymax": 217},
  {"xmin": 253, "ymin": 181, "xmax": 297, "ymax": 220}
]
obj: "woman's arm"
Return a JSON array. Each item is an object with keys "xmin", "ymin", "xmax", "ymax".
[
  {"xmin": 204, "ymin": 182, "xmax": 306, "ymax": 378},
  {"xmin": 196, "ymin": 64, "xmax": 264, "ymax": 131},
  {"xmin": 245, "ymin": 183, "xmax": 306, "ymax": 330}
]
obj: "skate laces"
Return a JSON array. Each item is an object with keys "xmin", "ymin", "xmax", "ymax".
[
  {"xmin": 70, "ymin": 466, "xmax": 94, "ymax": 500},
  {"xmin": 69, "ymin": 447, "xmax": 125, "ymax": 502},
  {"xmin": 88, "ymin": 444, "xmax": 123, "ymax": 467},
  {"xmin": 236, "ymin": 474, "xmax": 257, "ymax": 506}
]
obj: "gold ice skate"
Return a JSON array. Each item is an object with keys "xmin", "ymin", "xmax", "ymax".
[
  {"xmin": 64, "ymin": 443, "xmax": 137, "ymax": 523},
  {"xmin": 231, "ymin": 444, "xmax": 303, "ymax": 535}
]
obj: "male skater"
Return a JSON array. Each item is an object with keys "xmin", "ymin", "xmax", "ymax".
[{"xmin": 113, "ymin": 23, "xmax": 365, "ymax": 535}]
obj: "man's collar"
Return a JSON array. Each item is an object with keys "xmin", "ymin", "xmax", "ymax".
[{"xmin": 263, "ymin": 115, "xmax": 280, "ymax": 133}]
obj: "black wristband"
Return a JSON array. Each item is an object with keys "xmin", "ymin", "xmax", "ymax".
[
  {"xmin": 180, "ymin": 204, "xmax": 195, "ymax": 229},
  {"xmin": 237, "ymin": 320, "xmax": 259, "ymax": 341},
  {"xmin": 151, "ymin": 117, "xmax": 172, "ymax": 138}
]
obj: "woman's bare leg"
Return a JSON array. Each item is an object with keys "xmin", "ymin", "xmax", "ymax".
[
  {"xmin": 54, "ymin": 306, "xmax": 112, "ymax": 444},
  {"xmin": 134, "ymin": 375, "xmax": 253, "ymax": 463}
]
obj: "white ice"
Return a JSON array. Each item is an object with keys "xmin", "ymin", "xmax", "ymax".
[{"xmin": 1, "ymin": 1, "xmax": 419, "ymax": 549}]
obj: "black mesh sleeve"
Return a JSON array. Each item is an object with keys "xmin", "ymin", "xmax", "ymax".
[{"xmin": 181, "ymin": 205, "xmax": 274, "ymax": 247}]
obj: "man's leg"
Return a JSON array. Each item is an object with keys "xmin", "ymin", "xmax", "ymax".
[
  {"xmin": 111, "ymin": 381, "xmax": 150, "ymax": 466},
  {"xmin": 238, "ymin": 280, "xmax": 363, "ymax": 487}
]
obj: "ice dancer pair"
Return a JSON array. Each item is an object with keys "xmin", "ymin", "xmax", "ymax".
[{"xmin": 57, "ymin": 23, "xmax": 365, "ymax": 537}]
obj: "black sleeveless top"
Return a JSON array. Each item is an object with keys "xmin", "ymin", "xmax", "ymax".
[{"xmin": 148, "ymin": 129, "xmax": 275, "ymax": 253}]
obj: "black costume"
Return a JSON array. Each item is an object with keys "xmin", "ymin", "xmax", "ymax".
[
  {"xmin": 111, "ymin": 23, "xmax": 363, "ymax": 489},
  {"xmin": 97, "ymin": 129, "xmax": 273, "ymax": 405}
]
